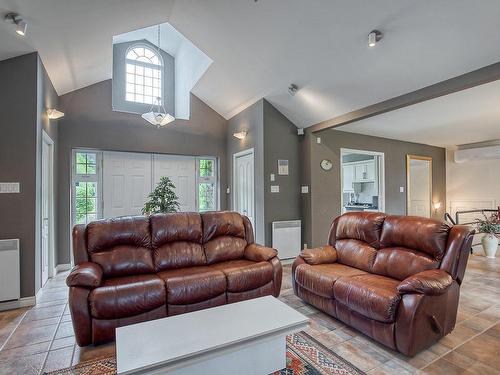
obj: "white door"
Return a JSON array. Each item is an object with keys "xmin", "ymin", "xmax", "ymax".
[
  {"xmin": 153, "ymin": 155, "xmax": 196, "ymax": 212},
  {"xmin": 103, "ymin": 152, "xmax": 152, "ymax": 218},
  {"xmin": 41, "ymin": 133, "xmax": 54, "ymax": 286},
  {"xmin": 233, "ymin": 149, "xmax": 255, "ymax": 229}
]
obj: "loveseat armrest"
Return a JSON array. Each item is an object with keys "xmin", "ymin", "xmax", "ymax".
[
  {"xmin": 244, "ymin": 243, "xmax": 278, "ymax": 262},
  {"xmin": 299, "ymin": 245, "xmax": 337, "ymax": 265},
  {"xmin": 66, "ymin": 262, "xmax": 103, "ymax": 288},
  {"xmin": 397, "ymin": 269, "xmax": 453, "ymax": 296}
]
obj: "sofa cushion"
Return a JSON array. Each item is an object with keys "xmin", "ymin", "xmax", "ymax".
[
  {"xmin": 202, "ymin": 211, "xmax": 246, "ymax": 242},
  {"xmin": 203, "ymin": 236, "xmax": 247, "ymax": 264},
  {"xmin": 335, "ymin": 239, "xmax": 377, "ymax": 273},
  {"xmin": 295, "ymin": 263, "xmax": 368, "ymax": 298},
  {"xmin": 379, "ymin": 216, "xmax": 450, "ymax": 260},
  {"xmin": 86, "ymin": 216, "xmax": 154, "ymax": 277},
  {"xmin": 331, "ymin": 212, "xmax": 386, "ymax": 248},
  {"xmin": 333, "ymin": 274, "xmax": 401, "ymax": 323},
  {"xmin": 210, "ymin": 260, "xmax": 273, "ymax": 292},
  {"xmin": 372, "ymin": 247, "xmax": 439, "ymax": 281},
  {"xmin": 158, "ymin": 266, "xmax": 226, "ymax": 305},
  {"xmin": 89, "ymin": 274, "xmax": 165, "ymax": 319}
]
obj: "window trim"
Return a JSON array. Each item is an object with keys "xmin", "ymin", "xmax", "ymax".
[
  {"xmin": 71, "ymin": 149, "xmax": 103, "ymax": 227},
  {"xmin": 124, "ymin": 43, "xmax": 164, "ymax": 105}
]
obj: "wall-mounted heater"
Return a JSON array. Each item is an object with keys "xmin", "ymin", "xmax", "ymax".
[
  {"xmin": 0, "ymin": 239, "xmax": 20, "ymax": 301},
  {"xmin": 272, "ymin": 220, "xmax": 301, "ymax": 260}
]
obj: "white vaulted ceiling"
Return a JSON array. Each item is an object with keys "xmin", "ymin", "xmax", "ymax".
[{"xmin": 2, "ymin": 0, "xmax": 500, "ymax": 136}]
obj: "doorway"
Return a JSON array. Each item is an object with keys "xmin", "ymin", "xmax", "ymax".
[
  {"xmin": 233, "ymin": 148, "xmax": 255, "ymax": 230},
  {"xmin": 41, "ymin": 131, "xmax": 55, "ymax": 286},
  {"xmin": 340, "ymin": 148, "xmax": 385, "ymax": 214}
]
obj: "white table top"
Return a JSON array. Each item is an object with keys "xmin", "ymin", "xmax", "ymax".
[{"xmin": 116, "ymin": 296, "xmax": 309, "ymax": 374}]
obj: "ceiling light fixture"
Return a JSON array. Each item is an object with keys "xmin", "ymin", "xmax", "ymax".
[
  {"xmin": 141, "ymin": 25, "xmax": 175, "ymax": 128},
  {"xmin": 368, "ymin": 30, "xmax": 382, "ymax": 47},
  {"xmin": 233, "ymin": 131, "xmax": 247, "ymax": 140},
  {"xmin": 288, "ymin": 84, "xmax": 298, "ymax": 96},
  {"xmin": 46, "ymin": 109, "xmax": 65, "ymax": 119},
  {"xmin": 4, "ymin": 13, "xmax": 27, "ymax": 36}
]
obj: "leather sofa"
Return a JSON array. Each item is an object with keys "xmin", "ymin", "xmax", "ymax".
[
  {"xmin": 67, "ymin": 211, "xmax": 282, "ymax": 346},
  {"xmin": 292, "ymin": 212, "xmax": 473, "ymax": 356}
]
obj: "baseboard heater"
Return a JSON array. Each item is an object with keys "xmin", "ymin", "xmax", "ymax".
[
  {"xmin": 0, "ymin": 239, "xmax": 20, "ymax": 302},
  {"xmin": 272, "ymin": 220, "xmax": 301, "ymax": 260}
]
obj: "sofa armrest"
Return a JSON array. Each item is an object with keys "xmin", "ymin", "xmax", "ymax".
[
  {"xmin": 244, "ymin": 243, "xmax": 278, "ymax": 262},
  {"xmin": 300, "ymin": 246, "xmax": 337, "ymax": 265},
  {"xmin": 66, "ymin": 262, "xmax": 103, "ymax": 288},
  {"xmin": 397, "ymin": 269, "xmax": 453, "ymax": 296}
]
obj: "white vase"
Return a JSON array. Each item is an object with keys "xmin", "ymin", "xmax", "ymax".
[{"xmin": 482, "ymin": 234, "xmax": 499, "ymax": 258}]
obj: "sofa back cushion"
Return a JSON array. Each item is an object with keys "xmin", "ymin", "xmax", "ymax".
[
  {"xmin": 329, "ymin": 212, "xmax": 386, "ymax": 272},
  {"xmin": 150, "ymin": 212, "xmax": 206, "ymax": 271},
  {"xmin": 372, "ymin": 247, "xmax": 440, "ymax": 280},
  {"xmin": 379, "ymin": 216, "xmax": 450, "ymax": 260},
  {"xmin": 86, "ymin": 216, "xmax": 153, "ymax": 277},
  {"xmin": 202, "ymin": 211, "xmax": 247, "ymax": 264}
]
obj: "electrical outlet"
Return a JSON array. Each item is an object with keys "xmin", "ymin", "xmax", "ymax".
[
  {"xmin": 316, "ymin": 137, "xmax": 321, "ymax": 144},
  {"xmin": 400, "ymin": 186, "xmax": 405, "ymax": 193},
  {"xmin": 301, "ymin": 186, "xmax": 309, "ymax": 194},
  {"xmin": 270, "ymin": 185, "xmax": 279, "ymax": 193},
  {"xmin": 270, "ymin": 174, "xmax": 275, "ymax": 182}
]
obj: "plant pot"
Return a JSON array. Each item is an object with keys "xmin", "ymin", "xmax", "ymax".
[{"xmin": 482, "ymin": 234, "xmax": 499, "ymax": 258}]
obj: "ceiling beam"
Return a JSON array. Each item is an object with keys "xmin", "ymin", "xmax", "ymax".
[{"xmin": 309, "ymin": 61, "xmax": 500, "ymax": 133}]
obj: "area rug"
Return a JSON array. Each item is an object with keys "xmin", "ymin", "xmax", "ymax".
[{"xmin": 46, "ymin": 331, "xmax": 365, "ymax": 375}]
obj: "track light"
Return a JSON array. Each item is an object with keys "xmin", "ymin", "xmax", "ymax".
[
  {"xmin": 368, "ymin": 30, "xmax": 382, "ymax": 47},
  {"xmin": 4, "ymin": 13, "xmax": 27, "ymax": 37}
]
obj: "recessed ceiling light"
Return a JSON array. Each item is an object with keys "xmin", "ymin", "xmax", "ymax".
[
  {"xmin": 4, "ymin": 12, "xmax": 27, "ymax": 37},
  {"xmin": 368, "ymin": 30, "xmax": 382, "ymax": 47}
]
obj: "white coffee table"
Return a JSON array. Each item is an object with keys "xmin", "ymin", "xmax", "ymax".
[{"xmin": 116, "ymin": 295, "xmax": 309, "ymax": 374}]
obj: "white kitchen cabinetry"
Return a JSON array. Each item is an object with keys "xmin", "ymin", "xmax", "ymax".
[{"xmin": 342, "ymin": 165, "xmax": 355, "ymax": 192}]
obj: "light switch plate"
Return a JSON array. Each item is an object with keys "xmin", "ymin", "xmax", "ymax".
[
  {"xmin": 226, "ymin": 187, "xmax": 230, "ymax": 194},
  {"xmin": 270, "ymin": 174, "xmax": 275, "ymax": 182},
  {"xmin": 301, "ymin": 186, "xmax": 309, "ymax": 194},
  {"xmin": 0, "ymin": 183, "xmax": 20, "ymax": 193},
  {"xmin": 400, "ymin": 186, "xmax": 405, "ymax": 193},
  {"xmin": 270, "ymin": 185, "xmax": 279, "ymax": 193},
  {"xmin": 316, "ymin": 137, "xmax": 321, "ymax": 144}
]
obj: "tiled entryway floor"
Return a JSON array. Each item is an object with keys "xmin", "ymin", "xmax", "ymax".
[{"xmin": 0, "ymin": 255, "xmax": 499, "ymax": 374}]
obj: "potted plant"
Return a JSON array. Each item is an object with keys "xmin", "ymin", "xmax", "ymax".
[
  {"xmin": 475, "ymin": 211, "xmax": 500, "ymax": 258},
  {"xmin": 142, "ymin": 176, "xmax": 180, "ymax": 215}
]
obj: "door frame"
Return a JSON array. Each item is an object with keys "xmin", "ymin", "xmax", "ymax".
[
  {"xmin": 340, "ymin": 148, "xmax": 385, "ymax": 213},
  {"xmin": 41, "ymin": 131, "xmax": 55, "ymax": 282},
  {"xmin": 232, "ymin": 147, "xmax": 255, "ymax": 224}
]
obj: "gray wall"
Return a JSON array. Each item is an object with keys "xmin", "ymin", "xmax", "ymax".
[
  {"xmin": 304, "ymin": 129, "xmax": 446, "ymax": 247},
  {"xmin": 0, "ymin": 53, "xmax": 38, "ymax": 298},
  {"xmin": 57, "ymin": 80, "xmax": 227, "ymax": 265},
  {"xmin": 226, "ymin": 100, "xmax": 265, "ymax": 244},
  {"xmin": 226, "ymin": 99, "xmax": 302, "ymax": 247},
  {"xmin": 263, "ymin": 101, "xmax": 302, "ymax": 246},
  {"xmin": 0, "ymin": 53, "xmax": 58, "ymax": 298}
]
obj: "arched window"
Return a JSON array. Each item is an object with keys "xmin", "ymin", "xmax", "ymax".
[{"xmin": 125, "ymin": 45, "xmax": 163, "ymax": 105}]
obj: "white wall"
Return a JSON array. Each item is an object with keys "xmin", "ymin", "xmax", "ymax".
[{"xmin": 446, "ymin": 149, "xmax": 500, "ymax": 255}]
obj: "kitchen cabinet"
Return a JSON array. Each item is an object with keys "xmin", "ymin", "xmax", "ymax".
[
  {"xmin": 342, "ymin": 165, "xmax": 355, "ymax": 192},
  {"xmin": 351, "ymin": 160, "xmax": 376, "ymax": 182}
]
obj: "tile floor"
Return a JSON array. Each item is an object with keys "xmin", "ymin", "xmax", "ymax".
[{"xmin": 0, "ymin": 255, "xmax": 499, "ymax": 374}]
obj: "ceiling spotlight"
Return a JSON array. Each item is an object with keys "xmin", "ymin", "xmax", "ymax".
[
  {"xmin": 288, "ymin": 84, "xmax": 298, "ymax": 96},
  {"xmin": 4, "ymin": 13, "xmax": 27, "ymax": 37},
  {"xmin": 368, "ymin": 30, "xmax": 382, "ymax": 47}
]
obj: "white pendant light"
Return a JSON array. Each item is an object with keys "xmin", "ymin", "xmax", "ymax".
[{"xmin": 142, "ymin": 25, "xmax": 174, "ymax": 128}]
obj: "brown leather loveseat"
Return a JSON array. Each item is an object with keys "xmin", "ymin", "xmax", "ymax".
[
  {"xmin": 67, "ymin": 211, "xmax": 282, "ymax": 346},
  {"xmin": 292, "ymin": 212, "xmax": 473, "ymax": 356}
]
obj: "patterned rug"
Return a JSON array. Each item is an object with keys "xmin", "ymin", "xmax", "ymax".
[{"xmin": 46, "ymin": 331, "xmax": 365, "ymax": 375}]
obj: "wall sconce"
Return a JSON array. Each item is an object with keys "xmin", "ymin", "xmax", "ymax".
[
  {"xmin": 233, "ymin": 131, "xmax": 247, "ymax": 140},
  {"xmin": 47, "ymin": 109, "xmax": 65, "ymax": 120},
  {"xmin": 433, "ymin": 201, "xmax": 441, "ymax": 214}
]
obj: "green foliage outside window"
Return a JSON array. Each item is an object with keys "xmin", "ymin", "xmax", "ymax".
[
  {"xmin": 199, "ymin": 159, "xmax": 213, "ymax": 177},
  {"xmin": 75, "ymin": 182, "xmax": 97, "ymax": 223}
]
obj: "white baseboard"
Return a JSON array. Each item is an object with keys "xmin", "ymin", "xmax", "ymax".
[
  {"xmin": 0, "ymin": 296, "xmax": 36, "ymax": 311},
  {"xmin": 55, "ymin": 264, "xmax": 71, "ymax": 274}
]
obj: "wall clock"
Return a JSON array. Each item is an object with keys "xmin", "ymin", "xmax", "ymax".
[{"xmin": 320, "ymin": 159, "xmax": 333, "ymax": 171}]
